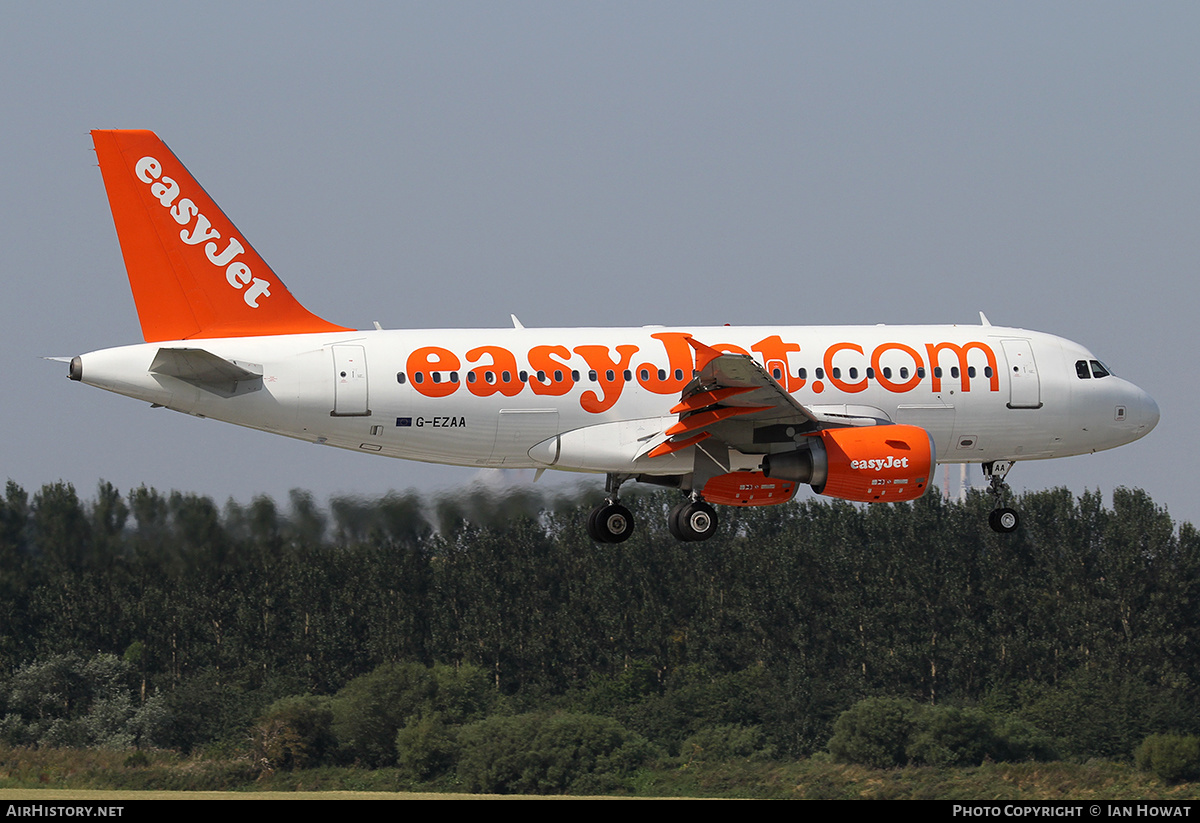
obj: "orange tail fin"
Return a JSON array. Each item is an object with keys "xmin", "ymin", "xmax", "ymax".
[{"xmin": 91, "ymin": 130, "xmax": 351, "ymax": 342}]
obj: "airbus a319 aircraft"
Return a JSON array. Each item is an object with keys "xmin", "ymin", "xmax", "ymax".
[{"xmin": 69, "ymin": 130, "xmax": 1159, "ymax": 542}]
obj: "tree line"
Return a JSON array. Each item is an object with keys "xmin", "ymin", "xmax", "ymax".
[{"xmin": 0, "ymin": 478, "xmax": 1196, "ymax": 763}]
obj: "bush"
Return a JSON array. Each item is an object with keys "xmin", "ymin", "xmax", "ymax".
[
  {"xmin": 331, "ymin": 661, "xmax": 493, "ymax": 768},
  {"xmin": 679, "ymin": 724, "xmax": 774, "ymax": 762},
  {"xmin": 1018, "ymin": 672, "xmax": 1200, "ymax": 761},
  {"xmin": 1134, "ymin": 734, "xmax": 1200, "ymax": 783},
  {"xmin": 330, "ymin": 662, "xmax": 438, "ymax": 767},
  {"xmin": 991, "ymin": 716, "xmax": 1058, "ymax": 763},
  {"xmin": 395, "ymin": 714, "xmax": 459, "ymax": 781},
  {"xmin": 905, "ymin": 706, "xmax": 998, "ymax": 767},
  {"xmin": 153, "ymin": 668, "xmax": 283, "ymax": 754},
  {"xmin": 828, "ymin": 697, "xmax": 917, "ymax": 768},
  {"xmin": 455, "ymin": 712, "xmax": 655, "ymax": 794},
  {"xmin": 829, "ymin": 697, "xmax": 1056, "ymax": 768},
  {"xmin": 252, "ymin": 695, "xmax": 335, "ymax": 771},
  {"xmin": 0, "ymin": 653, "xmax": 141, "ymax": 749}
]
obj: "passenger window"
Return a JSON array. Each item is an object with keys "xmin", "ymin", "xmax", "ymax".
[
  {"xmin": 900, "ymin": 367, "xmax": 909, "ymax": 379},
  {"xmin": 450, "ymin": 372, "xmax": 459, "ymax": 383},
  {"xmin": 396, "ymin": 372, "xmax": 406, "ymax": 384}
]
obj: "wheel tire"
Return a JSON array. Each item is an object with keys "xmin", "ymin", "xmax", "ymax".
[
  {"xmin": 675, "ymin": 500, "xmax": 718, "ymax": 542},
  {"xmin": 590, "ymin": 502, "xmax": 634, "ymax": 543},
  {"xmin": 989, "ymin": 507, "xmax": 1020, "ymax": 534},
  {"xmin": 587, "ymin": 504, "xmax": 608, "ymax": 542},
  {"xmin": 667, "ymin": 502, "xmax": 686, "ymax": 541}
]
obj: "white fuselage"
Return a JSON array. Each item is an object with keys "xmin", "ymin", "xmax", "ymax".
[{"xmin": 74, "ymin": 323, "xmax": 1159, "ymax": 478}]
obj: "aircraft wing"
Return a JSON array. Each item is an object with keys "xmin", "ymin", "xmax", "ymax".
[{"xmin": 641, "ymin": 338, "xmax": 871, "ymax": 460}]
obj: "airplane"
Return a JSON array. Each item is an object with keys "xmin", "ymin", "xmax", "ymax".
[{"xmin": 67, "ymin": 130, "xmax": 1160, "ymax": 542}]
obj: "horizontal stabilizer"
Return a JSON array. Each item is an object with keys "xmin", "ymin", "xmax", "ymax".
[{"xmin": 150, "ymin": 348, "xmax": 262, "ymax": 397}]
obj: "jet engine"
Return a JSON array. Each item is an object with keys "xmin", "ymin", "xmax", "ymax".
[{"xmin": 761, "ymin": 424, "xmax": 935, "ymax": 503}]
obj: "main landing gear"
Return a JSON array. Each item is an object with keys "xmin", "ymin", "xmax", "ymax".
[
  {"xmin": 668, "ymin": 497, "xmax": 719, "ymax": 542},
  {"xmin": 983, "ymin": 460, "xmax": 1020, "ymax": 534},
  {"xmin": 586, "ymin": 475, "xmax": 721, "ymax": 543},
  {"xmin": 587, "ymin": 474, "xmax": 636, "ymax": 543},
  {"xmin": 588, "ymin": 500, "xmax": 635, "ymax": 543}
]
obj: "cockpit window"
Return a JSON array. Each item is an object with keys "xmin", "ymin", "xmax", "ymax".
[
  {"xmin": 1076, "ymin": 360, "xmax": 1091, "ymax": 379},
  {"xmin": 1090, "ymin": 360, "xmax": 1111, "ymax": 378}
]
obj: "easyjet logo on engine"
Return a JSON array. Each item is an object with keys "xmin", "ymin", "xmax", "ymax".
[
  {"xmin": 850, "ymin": 456, "xmax": 911, "ymax": 471},
  {"xmin": 134, "ymin": 156, "xmax": 273, "ymax": 308},
  {"xmin": 403, "ymin": 332, "xmax": 1001, "ymax": 414}
]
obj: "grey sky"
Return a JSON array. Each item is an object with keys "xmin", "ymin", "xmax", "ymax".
[{"xmin": 2, "ymin": 2, "xmax": 1194, "ymax": 524}]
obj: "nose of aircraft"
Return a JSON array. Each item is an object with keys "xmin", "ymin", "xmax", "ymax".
[{"xmin": 1126, "ymin": 382, "xmax": 1160, "ymax": 441}]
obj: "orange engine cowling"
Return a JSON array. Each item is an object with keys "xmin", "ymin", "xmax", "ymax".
[{"xmin": 761, "ymin": 424, "xmax": 935, "ymax": 503}]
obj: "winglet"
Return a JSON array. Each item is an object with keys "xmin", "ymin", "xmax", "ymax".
[{"xmin": 91, "ymin": 130, "xmax": 352, "ymax": 342}]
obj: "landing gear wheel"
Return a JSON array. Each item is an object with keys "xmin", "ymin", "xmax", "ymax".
[
  {"xmin": 989, "ymin": 507, "xmax": 1019, "ymax": 534},
  {"xmin": 983, "ymin": 460, "xmax": 1021, "ymax": 534},
  {"xmin": 669, "ymin": 500, "xmax": 718, "ymax": 542},
  {"xmin": 667, "ymin": 504, "xmax": 685, "ymax": 541},
  {"xmin": 588, "ymin": 502, "xmax": 634, "ymax": 543}
]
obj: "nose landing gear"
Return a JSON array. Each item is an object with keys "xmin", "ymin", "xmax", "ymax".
[{"xmin": 983, "ymin": 460, "xmax": 1020, "ymax": 533}]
